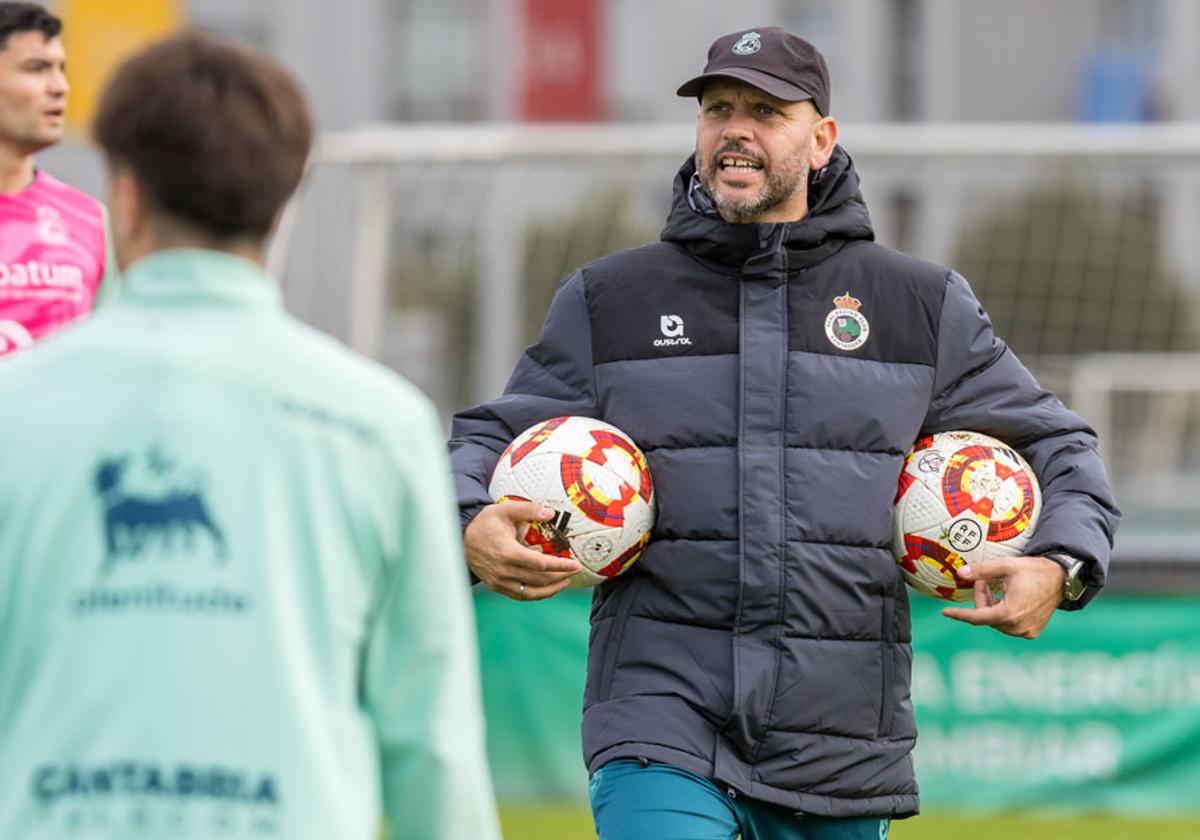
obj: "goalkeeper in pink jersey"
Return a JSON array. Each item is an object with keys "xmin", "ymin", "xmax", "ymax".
[{"xmin": 0, "ymin": 2, "xmax": 118, "ymax": 356}]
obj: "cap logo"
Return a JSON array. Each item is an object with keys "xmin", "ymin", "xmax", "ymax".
[{"xmin": 732, "ymin": 31, "xmax": 762, "ymax": 56}]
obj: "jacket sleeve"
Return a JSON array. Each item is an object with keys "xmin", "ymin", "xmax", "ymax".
[
  {"xmin": 366, "ymin": 399, "xmax": 501, "ymax": 840},
  {"xmin": 921, "ymin": 272, "xmax": 1121, "ymax": 609},
  {"xmin": 449, "ymin": 270, "xmax": 599, "ymax": 529}
]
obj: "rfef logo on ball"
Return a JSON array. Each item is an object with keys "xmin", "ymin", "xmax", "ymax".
[
  {"xmin": 824, "ymin": 291, "xmax": 870, "ymax": 351},
  {"xmin": 72, "ymin": 444, "xmax": 251, "ymax": 616}
]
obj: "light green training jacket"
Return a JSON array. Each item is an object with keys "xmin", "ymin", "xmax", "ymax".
[{"xmin": 0, "ymin": 249, "xmax": 500, "ymax": 840}]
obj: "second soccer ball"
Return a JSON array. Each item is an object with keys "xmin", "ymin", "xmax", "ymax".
[{"xmin": 893, "ymin": 430, "xmax": 1042, "ymax": 601}]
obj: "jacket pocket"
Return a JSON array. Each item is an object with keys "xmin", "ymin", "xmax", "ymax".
[{"xmin": 878, "ymin": 594, "xmax": 896, "ymax": 737}]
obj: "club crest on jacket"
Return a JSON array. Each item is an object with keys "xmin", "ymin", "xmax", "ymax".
[{"xmin": 824, "ymin": 291, "xmax": 870, "ymax": 351}]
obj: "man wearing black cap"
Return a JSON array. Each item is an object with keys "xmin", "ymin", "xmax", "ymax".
[
  {"xmin": 451, "ymin": 26, "xmax": 1118, "ymax": 840},
  {"xmin": 675, "ymin": 27, "xmax": 835, "ymax": 227}
]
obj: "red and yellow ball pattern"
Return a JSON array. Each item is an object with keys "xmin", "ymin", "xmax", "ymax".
[
  {"xmin": 893, "ymin": 431, "xmax": 1042, "ymax": 601},
  {"xmin": 489, "ymin": 416, "xmax": 656, "ymax": 588}
]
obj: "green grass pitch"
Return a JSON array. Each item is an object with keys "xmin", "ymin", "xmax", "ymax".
[{"xmin": 498, "ymin": 804, "xmax": 1200, "ymax": 839}]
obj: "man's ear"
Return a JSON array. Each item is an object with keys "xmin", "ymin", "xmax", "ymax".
[{"xmin": 810, "ymin": 116, "xmax": 838, "ymax": 171}]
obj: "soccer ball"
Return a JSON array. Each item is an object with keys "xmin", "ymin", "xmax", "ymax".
[
  {"xmin": 892, "ymin": 431, "xmax": 1042, "ymax": 601},
  {"xmin": 488, "ymin": 416, "xmax": 656, "ymax": 588}
]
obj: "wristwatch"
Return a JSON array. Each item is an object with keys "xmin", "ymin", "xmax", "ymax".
[{"xmin": 1047, "ymin": 554, "xmax": 1087, "ymax": 603}]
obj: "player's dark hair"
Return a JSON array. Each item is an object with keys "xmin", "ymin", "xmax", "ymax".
[
  {"xmin": 93, "ymin": 30, "xmax": 312, "ymax": 241},
  {"xmin": 0, "ymin": 2, "xmax": 61, "ymax": 50}
]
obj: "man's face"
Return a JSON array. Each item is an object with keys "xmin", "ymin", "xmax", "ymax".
[
  {"xmin": 0, "ymin": 31, "xmax": 68, "ymax": 156},
  {"xmin": 695, "ymin": 79, "xmax": 818, "ymax": 224}
]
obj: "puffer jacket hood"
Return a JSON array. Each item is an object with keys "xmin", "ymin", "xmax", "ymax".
[{"xmin": 661, "ymin": 145, "xmax": 875, "ymax": 270}]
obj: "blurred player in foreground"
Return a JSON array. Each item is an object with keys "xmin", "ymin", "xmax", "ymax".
[
  {"xmin": 0, "ymin": 1, "xmax": 118, "ymax": 356},
  {"xmin": 0, "ymin": 31, "xmax": 499, "ymax": 840},
  {"xmin": 450, "ymin": 25, "xmax": 1119, "ymax": 840}
]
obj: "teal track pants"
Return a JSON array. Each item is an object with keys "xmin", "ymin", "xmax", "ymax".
[{"xmin": 589, "ymin": 759, "xmax": 891, "ymax": 840}]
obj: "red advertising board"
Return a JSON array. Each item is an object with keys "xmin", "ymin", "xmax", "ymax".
[{"xmin": 518, "ymin": 0, "xmax": 603, "ymax": 121}]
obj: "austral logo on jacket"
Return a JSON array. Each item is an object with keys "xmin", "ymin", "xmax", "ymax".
[
  {"xmin": 94, "ymin": 446, "xmax": 227, "ymax": 570},
  {"xmin": 824, "ymin": 291, "xmax": 870, "ymax": 351},
  {"xmin": 654, "ymin": 314, "xmax": 693, "ymax": 348}
]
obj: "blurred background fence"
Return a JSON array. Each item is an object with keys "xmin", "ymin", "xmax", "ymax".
[{"xmin": 272, "ymin": 122, "xmax": 1200, "ymax": 575}]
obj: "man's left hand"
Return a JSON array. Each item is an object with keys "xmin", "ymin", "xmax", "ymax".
[{"xmin": 941, "ymin": 556, "xmax": 1065, "ymax": 639}]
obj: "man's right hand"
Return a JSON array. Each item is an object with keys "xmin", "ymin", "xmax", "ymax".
[{"xmin": 464, "ymin": 501, "xmax": 582, "ymax": 601}]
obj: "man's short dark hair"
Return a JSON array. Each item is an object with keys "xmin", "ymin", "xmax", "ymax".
[
  {"xmin": 93, "ymin": 31, "xmax": 313, "ymax": 241},
  {"xmin": 0, "ymin": 2, "xmax": 61, "ymax": 50}
]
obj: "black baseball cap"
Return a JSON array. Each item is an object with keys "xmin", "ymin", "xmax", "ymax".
[{"xmin": 676, "ymin": 27, "xmax": 831, "ymax": 116}]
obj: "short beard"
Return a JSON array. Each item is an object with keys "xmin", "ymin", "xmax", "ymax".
[{"xmin": 698, "ymin": 139, "xmax": 811, "ymax": 223}]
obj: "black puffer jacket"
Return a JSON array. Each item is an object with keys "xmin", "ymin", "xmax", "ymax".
[{"xmin": 450, "ymin": 148, "xmax": 1119, "ymax": 817}]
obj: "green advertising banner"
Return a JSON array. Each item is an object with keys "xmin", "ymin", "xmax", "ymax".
[
  {"xmin": 476, "ymin": 590, "xmax": 591, "ymax": 799},
  {"xmin": 910, "ymin": 596, "xmax": 1200, "ymax": 813},
  {"xmin": 475, "ymin": 592, "xmax": 1200, "ymax": 812}
]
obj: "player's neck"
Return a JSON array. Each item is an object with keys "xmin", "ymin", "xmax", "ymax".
[
  {"xmin": 159, "ymin": 240, "xmax": 264, "ymax": 265},
  {"xmin": 0, "ymin": 148, "xmax": 36, "ymax": 194},
  {"xmin": 122, "ymin": 237, "xmax": 264, "ymax": 273}
]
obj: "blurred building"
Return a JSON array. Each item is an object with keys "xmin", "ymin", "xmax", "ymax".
[
  {"xmin": 324, "ymin": 0, "xmax": 1194, "ymax": 125},
  {"xmin": 255, "ymin": 0, "xmax": 1200, "ymax": 126},
  {"xmin": 41, "ymin": 0, "xmax": 1200, "ymax": 137}
]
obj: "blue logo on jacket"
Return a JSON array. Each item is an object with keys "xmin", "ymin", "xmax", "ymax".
[{"xmin": 94, "ymin": 447, "xmax": 227, "ymax": 570}]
